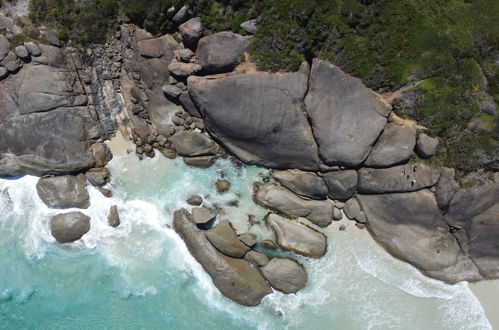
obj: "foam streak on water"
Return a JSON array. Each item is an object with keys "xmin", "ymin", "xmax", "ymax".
[{"xmin": 0, "ymin": 153, "xmax": 492, "ymax": 330}]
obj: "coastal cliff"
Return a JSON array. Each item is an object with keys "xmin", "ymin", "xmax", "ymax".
[{"xmin": 0, "ymin": 5, "xmax": 498, "ymax": 307}]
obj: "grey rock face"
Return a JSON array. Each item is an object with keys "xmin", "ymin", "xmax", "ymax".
[
  {"xmin": 168, "ymin": 62, "xmax": 201, "ymax": 77},
  {"xmin": 85, "ymin": 167, "xmax": 110, "ymax": 186},
  {"xmin": 435, "ymin": 167, "xmax": 459, "ymax": 211},
  {"xmin": 266, "ymin": 213, "xmax": 327, "ymax": 258},
  {"xmin": 107, "ymin": 205, "xmax": 120, "ymax": 227},
  {"xmin": 238, "ymin": 234, "xmax": 256, "ymax": 248},
  {"xmin": 357, "ymin": 190, "xmax": 479, "ymax": 282},
  {"xmin": 24, "ymin": 42, "xmax": 41, "ymax": 57},
  {"xmin": 50, "ymin": 211, "xmax": 91, "ymax": 243},
  {"xmin": 322, "ymin": 170, "xmax": 358, "ymax": 201},
  {"xmin": 416, "ymin": 133, "xmax": 439, "ymax": 159},
  {"xmin": 272, "ymin": 169, "xmax": 328, "ymax": 200},
  {"xmin": 244, "ymin": 250, "xmax": 269, "ymax": 267},
  {"xmin": 364, "ymin": 123, "xmax": 416, "ymax": 167},
  {"xmin": 0, "ymin": 67, "xmax": 7, "ymax": 80},
  {"xmin": 195, "ymin": 32, "xmax": 250, "ymax": 74},
  {"xmin": 162, "ymin": 84, "xmax": 183, "ymax": 98},
  {"xmin": 170, "ymin": 131, "xmax": 218, "ymax": 156},
  {"xmin": 261, "ymin": 258, "xmax": 307, "ymax": 293},
  {"xmin": 188, "ymin": 67, "xmax": 320, "ymax": 170},
  {"xmin": 0, "ymin": 35, "xmax": 10, "ymax": 60},
  {"xmin": 183, "ymin": 155, "xmax": 216, "ymax": 168},
  {"xmin": 205, "ymin": 220, "xmax": 251, "ymax": 258},
  {"xmin": 305, "ymin": 59, "xmax": 390, "ymax": 167},
  {"xmin": 179, "ymin": 17, "xmax": 203, "ymax": 49},
  {"xmin": 240, "ymin": 19, "xmax": 257, "ymax": 34},
  {"xmin": 179, "ymin": 91, "xmax": 201, "ymax": 118},
  {"xmin": 36, "ymin": 176, "xmax": 90, "ymax": 209},
  {"xmin": 173, "ymin": 209, "xmax": 272, "ymax": 306},
  {"xmin": 255, "ymin": 184, "xmax": 334, "ymax": 227},
  {"xmin": 172, "ymin": 4, "xmax": 191, "ymax": 24},
  {"xmin": 343, "ymin": 197, "xmax": 366, "ymax": 223},
  {"xmin": 357, "ymin": 163, "xmax": 440, "ymax": 194},
  {"xmin": 191, "ymin": 207, "xmax": 216, "ymax": 224}
]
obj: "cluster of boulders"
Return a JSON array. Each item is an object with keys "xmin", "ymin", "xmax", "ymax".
[
  {"xmin": 35, "ymin": 174, "xmax": 120, "ymax": 243},
  {"xmin": 174, "ymin": 193, "xmax": 309, "ymax": 306}
]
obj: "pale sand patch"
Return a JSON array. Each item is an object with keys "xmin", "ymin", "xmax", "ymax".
[
  {"xmin": 469, "ymin": 280, "xmax": 499, "ymax": 329},
  {"xmin": 105, "ymin": 129, "xmax": 134, "ymax": 158}
]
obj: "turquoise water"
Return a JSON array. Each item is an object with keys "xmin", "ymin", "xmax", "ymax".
[{"xmin": 0, "ymin": 153, "xmax": 492, "ymax": 329}]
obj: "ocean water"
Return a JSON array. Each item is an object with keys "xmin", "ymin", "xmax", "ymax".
[{"xmin": 0, "ymin": 153, "xmax": 492, "ymax": 330}]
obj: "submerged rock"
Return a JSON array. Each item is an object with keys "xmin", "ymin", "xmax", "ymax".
[
  {"xmin": 50, "ymin": 211, "xmax": 90, "ymax": 243},
  {"xmin": 107, "ymin": 205, "xmax": 120, "ymax": 227},
  {"xmin": 266, "ymin": 213, "xmax": 327, "ymax": 258},
  {"xmin": 36, "ymin": 176, "xmax": 90, "ymax": 209},
  {"xmin": 261, "ymin": 258, "xmax": 307, "ymax": 294},
  {"xmin": 215, "ymin": 179, "xmax": 231, "ymax": 193},
  {"xmin": 205, "ymin": 220, "xmax": 251, "ymax": 258},
  {"xmin": 173, "ymin": 209, "xmax": 272, "ymax": 306},
  {"xmin": 255, "ymin": 184, "xmax": 334, "ymax": 227}
]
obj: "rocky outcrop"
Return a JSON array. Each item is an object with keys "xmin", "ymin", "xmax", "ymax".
[
  {"xmin": 261, "ymin": 258, "xmax": 307, "ymax": 293},
  {"xmin": 0, "ymin": 41, "xmax": 104, "ymax": 177},
  {"xmin": 357, "ymin": 190, "xmax": 481, "ymax": 283},
  {"xmin": 357, "ymin": 163, "xmax": 440, "ymax": 194},
  {"xmin": 364, "ymin": 123, "xmax": 416, "ymax": 167},
  {"xmin": 205, "ymin": 220, "xmax": 251, "ymax": 258},
  {"xmin": 321, "ymin": 170, "xmax": 358, "ymax": 201},
  {"xmin": 179, "ymin": 17, "xmax": 203, "ymax": 49},
  {"xmin": 188, "ymin": 65, "xmax": 320, "ymax": 170},
  {"xmin": 50, "ymin": 211, "xmax": 91, "ymax": 243},
  {"xmin": 36, "ymin": 176, "xmax": 90, "ymax": 209},
  {"xmin": 272, "ymin": 169, "xmax": 328, "ymax": 200},
  {"xmin": 244, "ymin": 250, "xmax": 269, "ymax": 267},
  {"xmin": 304, "ymin": 59, "xmax": 390, "ymax": 167},
  {"xmin": 266, "ymin": 213, "xmax": 327, "ymax": 258},
  {"xmin": 195, "ymin": 32, "xmax": 249, "ymax": 73},
  {"xmin": 191, "ymin": 207, "xmax": 216, "ymax": 225},
  {"xmin": 434, "ymin": 167, "xmax": 459, "ymax": 211},
  {"xmin": 173, "ymin": 209, "xmax": 272, "ymax": 306},
  {"xmin": 255, "ymin": 184, "xmax": 334, "ymax": 227}
]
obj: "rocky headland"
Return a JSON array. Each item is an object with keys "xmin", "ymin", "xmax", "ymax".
[{"xmin": 0, "ymin": 5, "xmax": 498, "ymax": 307}]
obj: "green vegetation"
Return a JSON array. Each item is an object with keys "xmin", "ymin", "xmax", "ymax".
[{"xmin": 21, "ymin": 0, "xmax": 499, "ymax": 173}]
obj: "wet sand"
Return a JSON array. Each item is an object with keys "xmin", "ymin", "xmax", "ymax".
[{"xmin": 470, "ymin": 280, "xmax": 499, "ymax": 329}]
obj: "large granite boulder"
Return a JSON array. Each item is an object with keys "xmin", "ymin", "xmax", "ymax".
[
  {"xmin": 304, "ymin": 59, "xmax": 390, "ymax": 167},
  {"xmin": 50, "ymin": 211, "xmax": 91, "ymax": 243},
  {"xmin": 137, "ymin": 35, "xmax": 176, "ymax": 58},
  {"xmin": 205, "ymin": 220, "xmax": 251, "ymax": 258},
  {"xmin": 322, "ymin": 170, "xmax": 358, "ymax": 201},
  {"xmin": 0, "ymin": 35, "xmax": 10, "ymax": 61},
  {"xmin": 357, "ymin": 190, "xmax": 480, "ymax": 283},
  {"xmin": 170, "ymin": 131, "xmax": 218, "ymax": 157},
  {"xmin": 364, "ymin": 123, "xmax": 416, "ymax": 167},
  {"xmin": 179, "ymin": 17, "xmax": 203, "ymax": 49},
  {"xmin": 434, "ymin": 167, "xmax": 459, "ymax": 211},
  {"xmin": 357, "ymin": 163, "xmax": 440, "ymax": 194},
  {"xmin": 416, "ymin": 133, "xmax": 439, "ymax": 159},
  {"xmin": 195, "ymin": 32, "xmax": 250, "ymax": 73},
  {"xmin": 261, "ymin": 258, "xmax": 307, "ymax": 293},
  {"xmin": 445, "ymin": 183, "xmax": 499, "ymax": 227},
  {"xmin": 266, "ymin": 213, "xmax": 327, "ymax": 258},
  {"xmin": 255, "ymin": 184, "xmax": 334, "ymax": 227},
  {"xmin": 173, "ymin": 209, "xmax": 272, "ymax": 306},
  {"xmin": 272, "ymin": 169, "xmax": 328, "ymax": 200},
  {"xmin": 36, "ymin": 176, "xmax": 90, "ymax": 209},
  {"xmin": 188, "ymin": 66, "xmax": 320, "ymax": 170},
  {"xmin": 466, "ymin": 201, "xmax": 499, "ymax": 278}
]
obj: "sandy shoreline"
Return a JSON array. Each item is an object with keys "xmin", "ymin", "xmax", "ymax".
[
  {"xmin": 105, "ymin": 129, "xmax": 134, "ymax": 158},
  {"xmin": 470, "ymin": 280, "xmax": 499, "ymax": 329}
]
